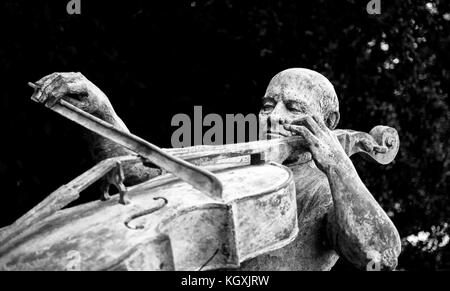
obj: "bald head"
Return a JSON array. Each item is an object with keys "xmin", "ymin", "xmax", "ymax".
[
  {"xmin": 265, "ymin": 68, "xmax": 339, "ymax": 119},
  {"xmin": 259, "ymin": 68, "xmax": 340, "ymax": 142}
]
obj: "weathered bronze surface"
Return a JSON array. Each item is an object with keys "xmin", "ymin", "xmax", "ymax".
[{"xmin": 0, "ymin": 69, "xmax": 402, "ymax": 270}]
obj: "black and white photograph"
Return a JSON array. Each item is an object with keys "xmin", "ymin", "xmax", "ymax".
[{"xmin": 0, "ymin": 0, "xmax": 449, "ymax": 277}]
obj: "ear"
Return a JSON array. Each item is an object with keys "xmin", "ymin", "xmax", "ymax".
[{"xmin": 325, "ymin": 111, "xmax": 340, "ymax": 130}]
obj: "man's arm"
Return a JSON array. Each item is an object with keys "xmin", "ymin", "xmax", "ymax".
[
  {"xmin": 33, "ymin": 72, "xmax": 161, "ymax": 185},
  {"xmin": 285, "ymin": 116, "xmax": 401, "ymax": 270}
]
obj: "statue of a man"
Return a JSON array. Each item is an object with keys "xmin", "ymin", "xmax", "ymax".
[{"xmin": 33, "ymin": 68, "xmax": 401, "ymax": 270}]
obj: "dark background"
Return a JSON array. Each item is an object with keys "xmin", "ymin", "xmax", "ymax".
[{"xmin": 0, "ymin": 0, "xmax": 449, "ymax": 270}]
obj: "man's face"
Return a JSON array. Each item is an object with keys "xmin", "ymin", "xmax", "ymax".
[{"xmin": 258, "ymin": 74, "xmax": 324, "ymax": 140}]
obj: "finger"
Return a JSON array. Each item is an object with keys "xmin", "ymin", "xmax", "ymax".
[
  {"xmin": 30, "ymin": 74, "xmax": 59, "ymax": 103},
  {"xmin": 31, "ymin": 74, "xmax": 62, "ymax": 104},
  {"xmin": 50, "ymin": 84, "xmax": 87, "ymax": 107},
  {"xmin": 359, "ymin": 138, "xmax": 374, "ymax": 152},
  {"xmin": 36, "ymin": 72, "xmax": 83, "ymax": 87},
  {"xmin": 373, "ymin": 145, "xmax": 388, "ymax": 153},
  {"xmin": 289, "ymin": 116, "xmax": 320, "ymax": 135},
  {"xmin": 31, "ymin": 73, "xmax": 61, "ymax": 103},
  {"xmin": 311, "ymin": 115, "xmax": 328, "ymax": 131},
  {"xmin": 29, "ymin": 82, "xmax": 45, "ymax": 103},
  {"xmin": 284, "ymin": 124, "xmax": 319, "ymax": 148},
  {"xmin": 35, "ymin": 72, "xmax": 60, "ymax": 87},
  {"xmin": 44, "ymin": 80, "xmax": 87, "ymax": 108},
  {"xmin": 39, "ymin": 75, "xmax": 64, "ymax": 106}
]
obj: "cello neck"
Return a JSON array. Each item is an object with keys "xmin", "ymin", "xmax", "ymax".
[{"xmin": 163, "ymin": 127, "xmax": 399, "ymax": 166}]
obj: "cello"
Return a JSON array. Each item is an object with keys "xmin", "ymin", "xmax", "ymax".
[{"xmin": 0, "ymin": 84, "xmax": 399, "ymax": 271}]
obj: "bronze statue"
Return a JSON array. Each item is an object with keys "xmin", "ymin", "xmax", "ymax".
[{"xmin": 0, "ymin": 69, "xmax": 401, "ymax": 271}]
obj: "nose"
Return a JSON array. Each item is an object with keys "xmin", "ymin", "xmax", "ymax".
[
  {"xmin": 268, "ymin": 102, "xmax": 287, "ymax": 124},
  {"xmin": 266, "ymin": 103, "xmax": 289, "ymax": 135}
]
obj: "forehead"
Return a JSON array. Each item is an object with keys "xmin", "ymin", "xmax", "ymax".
[
  {"xmin": 262, "ymin": 70, "xmax": 331, "ymax": 108},
  {"xmin": 263, "ymin": 79, "xmax": 320, "ymax": 108}
]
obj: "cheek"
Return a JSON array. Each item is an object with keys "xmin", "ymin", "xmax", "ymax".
[
  {"xmin": 282, "ymin": 112, "xmax": 304, "ymax": 125},
  {"xmin": 258, "ymin": 114, "xmax": 268, "ymax": 131}
]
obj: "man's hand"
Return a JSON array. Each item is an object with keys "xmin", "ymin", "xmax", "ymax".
[
  {"xmin": 283, "ymin": 115, "xmax": 349, "ymax": 173},
  {"xmin": 285, "ymin": 115, "xmax": 401, "ymax": 270},
  {"xmin": 31, "ymin": 72, "xmax": 114, "ymax": 118},
  {"xmin": 30, "ymin": 72, "xmax": 162, "ymax": 187}
]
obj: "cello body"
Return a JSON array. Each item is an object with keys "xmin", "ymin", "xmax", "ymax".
[{"xmin": 0, "ymin": 163, "xmax": 297, "ymax": 271}]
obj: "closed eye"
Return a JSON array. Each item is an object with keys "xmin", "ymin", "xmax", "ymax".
[
  {"xmin": 285, "ymin": 101, "xmax": 307, "ymax": 113},
  {"xmin": 261, "ymin": 97, "xmax": 276, "ymax": 113},
  {"xmin": 262, "ymin": 103, "xmax": 275, "ymax": 112}
]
